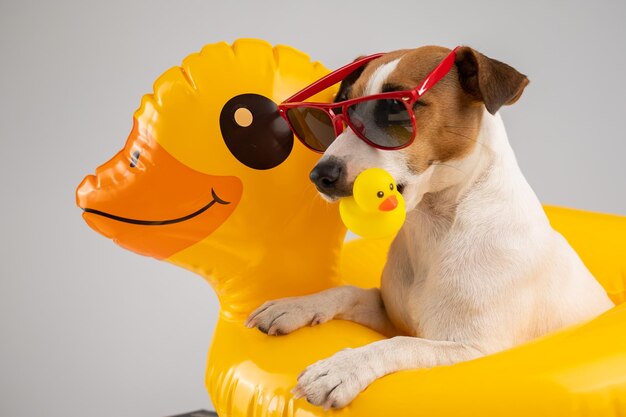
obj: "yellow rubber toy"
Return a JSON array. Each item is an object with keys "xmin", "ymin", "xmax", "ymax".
[
  {"xmin": 76, "ymin": 39, "xmax": 626, "ymax": 417},
  {"xmin": 339, "ymin": 168, "xmax": 406, "ymax": 239}
]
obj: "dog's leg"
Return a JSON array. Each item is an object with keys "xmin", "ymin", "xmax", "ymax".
[
  {"xmin": 245, "ymin": 285, "xmax": 398, "ymax": 336},
  {"xmin": 294, "ymin": 336, "xmax": 484, "ymax": 409}
]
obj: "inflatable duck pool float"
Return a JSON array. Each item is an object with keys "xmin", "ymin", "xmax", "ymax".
[{"xmin": 77, "ymin": 39, "xmax": 626, "ymax": 417}]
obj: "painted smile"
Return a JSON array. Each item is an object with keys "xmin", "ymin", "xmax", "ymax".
[{"xmin": 81, "ymin": 188, "xmax": 230, "ymax": 226}]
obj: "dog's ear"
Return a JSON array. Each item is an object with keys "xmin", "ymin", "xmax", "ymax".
[
  {"xmin": 455, "ymin": 47, "xmax": 529, "ymax": 115},
  {"xmin": 334, "ymin": 56, "xmax": 367, "ymax": 103}
]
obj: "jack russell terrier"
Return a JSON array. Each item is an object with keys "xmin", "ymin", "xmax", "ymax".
[{"xmin": 245, "ymin": 45, "xmax": 614, "ymax": 409}]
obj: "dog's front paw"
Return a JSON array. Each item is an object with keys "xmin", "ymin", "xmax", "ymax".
[
  {"xmin": 245, "ymin": 296, "xmax": 333, "ymax": 336},
  {"xmin": 293, "ymin": 348, "xmax": 376, "ymax": 409}
]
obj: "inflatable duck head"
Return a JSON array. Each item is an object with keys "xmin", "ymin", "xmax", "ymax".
[{"xmin": 76, "ymin": 39, "xmax": 345, "ymax": 316}]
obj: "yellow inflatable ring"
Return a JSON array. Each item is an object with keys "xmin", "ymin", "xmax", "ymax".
[{"xmin": 76, "ymin": 39, "xmax": 626, "ymax": 417}]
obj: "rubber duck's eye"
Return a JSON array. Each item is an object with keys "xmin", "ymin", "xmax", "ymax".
[
  {"xmin": 129, "ymin": 150, "xmax": 140, "ymax": 168},
  {"xmin": 220, "ymin": 93, "xmax": 293, "ymax": 170},
  {"xmin": 389, "ymin": 183, "xmax": 394, "ymax": 191},
  {"xmin": 377, "ymin": 191, "xmax": 384, "ymax": 198}
]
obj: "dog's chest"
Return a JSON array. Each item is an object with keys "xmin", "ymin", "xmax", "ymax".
[{"xmin": 381, "ymin": 198, "xmax": 462, "ymax": 337}]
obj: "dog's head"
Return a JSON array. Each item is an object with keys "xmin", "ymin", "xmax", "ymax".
[{"xmin": 309, "ymin": 46, "xmax": 529, "ymax": 209}]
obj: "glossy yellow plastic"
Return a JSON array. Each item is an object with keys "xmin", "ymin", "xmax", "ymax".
[
  {"xmin": 76, "ymin": 39, "xmax": 626, "ymax": 417},
  {"xmin": 339, "ymin": 168, "xmax": 406, "ymax": 239}
]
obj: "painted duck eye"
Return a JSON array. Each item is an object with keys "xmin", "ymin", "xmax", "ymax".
[
  {"xmin": 389, "ymin": 183, "xmax": 394, "ymax": 190},
  {"xmin": 129, "ymin": 150, "xmax": 141, "ymax": 167},
  {"xmin": 377, "ymin": 191, "xmax": 384, "ymax": 198},
  {"xmin": 220, "ymin": 93, "xmax": 293, "ymax": 170}
]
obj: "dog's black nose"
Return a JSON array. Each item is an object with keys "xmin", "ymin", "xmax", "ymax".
[{"xmin": 310, "ymin": 158, "xmax": 345, "ymax": 194}]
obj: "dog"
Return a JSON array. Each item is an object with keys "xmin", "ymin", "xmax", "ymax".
[{"xmin": 245, "ymin": 46, "xmax": 615, "ymax": 409}]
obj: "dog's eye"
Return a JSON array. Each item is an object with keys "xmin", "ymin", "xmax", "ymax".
[
  {"xmin": 129, "ymin": 150, "xmax": 141, "ymax": 168},
  {"xmin": 377, "ymin": 191, "xmax": 384, "ymax": 198},
  {"xmin": 379, "ymin": 99, "xmax": 405, "ymax": 114},
  {"xmin": 389, "ymin": 183, "xmax": 394, "ymax": 191}
]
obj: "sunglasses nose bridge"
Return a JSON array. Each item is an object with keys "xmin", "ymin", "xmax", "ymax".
[{"xmin": 331, "ymin": 113, "xmax": 346, "ymax": 136}]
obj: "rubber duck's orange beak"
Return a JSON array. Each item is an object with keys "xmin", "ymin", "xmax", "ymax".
[
  {"xmin": 378, "ymin": 195, "xmax": 398, "ymax": 212},
  {"xmin": 76, "ymin": 122, "xmax": 242, "ymax": 259}
]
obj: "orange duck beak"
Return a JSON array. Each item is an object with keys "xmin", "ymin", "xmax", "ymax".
[
  {"xmin": 76, "ymin": 123, "xmax": 242, "ymax": 259},
  {"xmin": 378, "ymin": 195, "xmax": 398, "ymax": 212}
]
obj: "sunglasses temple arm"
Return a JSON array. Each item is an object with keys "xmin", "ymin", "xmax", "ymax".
[
  {"xmin": 284, "ymin": 53, "xmax": 385, "ymax": 103},
  {"xmin": 415, "ymin": 47, "xmax": 459, "ymax": 97}
]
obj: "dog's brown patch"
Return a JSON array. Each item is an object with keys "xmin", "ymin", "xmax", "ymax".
[{"xmin": 345, "ymin": 46, "xmax": 528, "ymax": 174}]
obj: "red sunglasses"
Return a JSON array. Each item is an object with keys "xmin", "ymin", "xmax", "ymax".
[{"xmin": 278, "ymin": 47, "xmax": 459, "ymax": 153}]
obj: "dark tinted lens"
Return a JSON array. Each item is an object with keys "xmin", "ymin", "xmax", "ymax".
[
  {"xmin": 347, "ymin": 99, "xmax": 414, "ymax": 148},
  {"xmin": 286, "ymin": 107, "xmax": 336, "ymax": 151}
]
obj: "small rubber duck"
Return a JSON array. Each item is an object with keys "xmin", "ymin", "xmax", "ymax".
[{"xmin": 340, "ymin": 168, "xmax": 406, "ymax": 239}]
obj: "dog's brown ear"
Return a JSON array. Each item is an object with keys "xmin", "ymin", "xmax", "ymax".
[
  {"xmin": 455, "ymin": 47, "xmax": 529, "ymax": 114},
  {"xmin": 334, "ymin": 56, "xmax": 367, "ymax": 103}
]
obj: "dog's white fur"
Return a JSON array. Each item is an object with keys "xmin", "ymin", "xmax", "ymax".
[{"xmin": 246, "ymin": 55, "xmax": 614, "ymax": 409}]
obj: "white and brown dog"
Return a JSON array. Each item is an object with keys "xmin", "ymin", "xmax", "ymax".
[{"xmin": 246, "ymin": 46, "xmax": 614, "ymax": 409}]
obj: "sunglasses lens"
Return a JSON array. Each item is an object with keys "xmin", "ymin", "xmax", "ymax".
[
  {"xmin": 285, "ymin": 107, "xmax": 336, "ymax": 152},
  {"xmin": 347, "ymin": 99, "xmax": 414, "ymax": 148}
]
